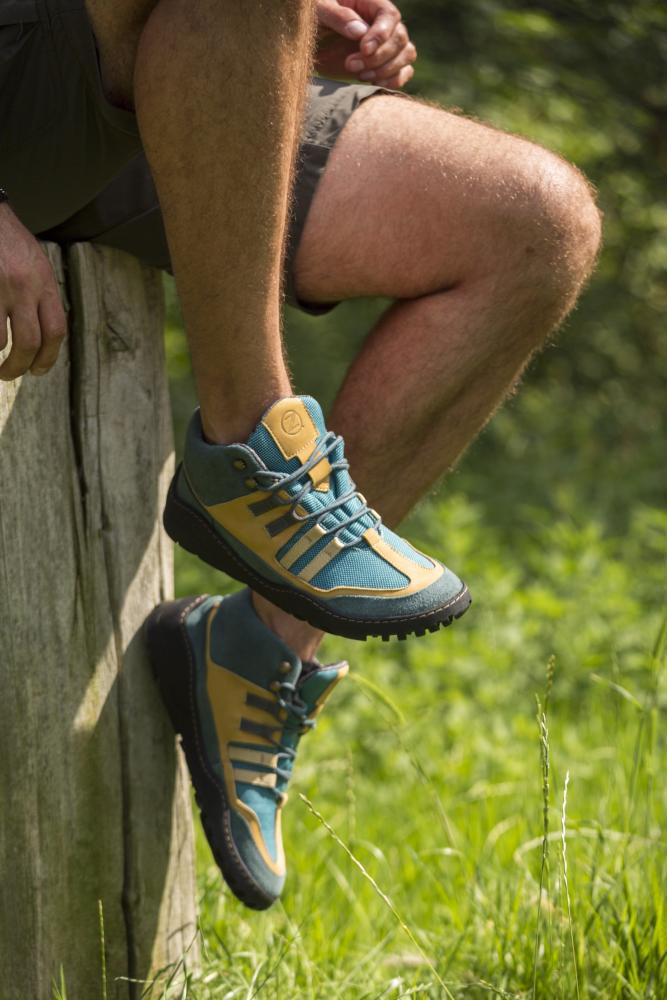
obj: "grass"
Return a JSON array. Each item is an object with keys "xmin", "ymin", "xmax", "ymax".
[
  {"xmin": 128, "ymin": 297, "xmax": 667, "ymax": 999},
  {"xmin": 163, "ymin": 513, "xmax": 665, "ymax": 999},
  {"xmin": 42, "ymin": 284, "xmax": 662, "ymax": 998}
]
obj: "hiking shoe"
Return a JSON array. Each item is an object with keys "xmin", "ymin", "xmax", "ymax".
[
  {"xmin": 164, "ymin": 395, "xmax": 471, "ymax": 641},
  {"xmin": 145, "ymin": 588, "xmax": 348, "ymax": 910}
]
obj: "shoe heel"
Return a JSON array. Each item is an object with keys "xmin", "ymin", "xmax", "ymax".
[
  {"xmin": 162, "ymin": 470, "xmax": 208, "ymax": 557},
  {"xmin": 145, "ymin": 596, "xmax": 209, "ymax": 736},
  {"xmin": 163, "ymin": 472, "xmax": 254, "ymax": 583}
]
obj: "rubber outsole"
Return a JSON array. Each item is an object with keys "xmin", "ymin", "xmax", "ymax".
[
  {"xmin": 163, "ymin": 469, "xmax": 472, "ymax": 641},
  {"xmin": 145, "ymin": 597, "xmax": 278, "ymax": 911}
]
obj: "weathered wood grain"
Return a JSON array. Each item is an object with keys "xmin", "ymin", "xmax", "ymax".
[{"xmin": 0, "ymin": 243, "xmax": 197, "ymax": 999}]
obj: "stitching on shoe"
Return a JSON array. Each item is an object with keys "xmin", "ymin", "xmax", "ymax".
[
  {"xmin": 176, "ymin": 597, "xmax": 269, "ymax": 902},
  {"xmin": 178, "ymin": 597, "xmax": 224, "ymax": 792},
  {"xmin": 170, "ymin": 490, "xmax": 466, "ymax": 627}
]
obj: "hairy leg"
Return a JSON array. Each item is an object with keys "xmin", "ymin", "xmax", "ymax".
[
  {"xmin": 86, "ymin": 0, "xmax": 316, "ymax": 443},
  {"xmin": 254, "ymin": 95, "xmax": 602, "ymax": 654}
]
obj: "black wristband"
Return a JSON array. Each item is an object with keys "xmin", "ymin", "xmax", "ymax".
[{"xmin": 0, "ymin": 187, "xmax": 8, "ymax": 204}]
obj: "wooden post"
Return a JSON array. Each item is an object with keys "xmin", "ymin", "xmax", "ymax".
[{"xmin": 0, "ymin": 244, "xmax": 198, "ymax": 999}]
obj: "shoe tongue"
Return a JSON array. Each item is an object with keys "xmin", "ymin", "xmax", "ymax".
[
  {"xmin": 246, "ymin": 396, "xmax": 373, "ymax": 543},
  {"xmin": 270, "ymin": 661, "xmax": 348, "ymax": 796},
  {"xmin": 298, "ymin": 661, "xmax": 349, "ymax": 715},
  {"xmin": 247, "ymin": 396, "xmax": 326, "ymax": 476}
]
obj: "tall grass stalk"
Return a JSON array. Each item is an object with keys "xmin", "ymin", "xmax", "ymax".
[
  {"xmin": 644, "ymin": 607, "xmax": 667, "ymax": 833},
  {"xmin": 544, "ymin": 656, "xmax": 556, "ymax": 716},
  {"xmin": 98, "ymin": 899, "xmax": 107, "ymax": 1000},
  {"xmin": 299, "ymin": 792, "xmax": 455, "ymax": 1000},
  {"xmin": 52, "ymin": 966, "xmax": 68, "ymax": 1000},
  {"xmin": 346, "ymin": 750, "xmax": 357, "ymax": 844},
  {"xmin": 561, "ymin": 770, "xmax": 580, "ymax": 999},
  {"xmin": 532, "ymin": 698, "xmax": 551, "ymax": 999},
  {"xmin": 624, "ymin": 607, "xmax": 667, "ymax": 859}
]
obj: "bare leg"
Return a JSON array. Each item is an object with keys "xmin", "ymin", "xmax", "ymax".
[
  {"xmin": 254, "ymin": 96, "xmax": 601, "ymax": 656},
  {"xmin": 86, "ymin": 0, "xmax": 316, "ymax": 443}
]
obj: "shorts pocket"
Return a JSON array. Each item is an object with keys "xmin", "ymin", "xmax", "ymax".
[{"xmin": 0, "ymin": 11, "xmax": 57, "ymax": 146}]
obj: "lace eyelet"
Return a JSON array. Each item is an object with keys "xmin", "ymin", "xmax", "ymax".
[
  {"xmin": 279, "ymin": 660, "xmax": 291, "ymax": 675},
  {"xmin": 244, "ymin": 477, "xmax": 257, "ymax": 490},
  {"xmin": 278, "ymin": 708, "xmax": 288, "ymax": 722},
  {"xmin": 269, "ymin": 680, "xmax": 281, "ymax": 693},
  {"xmin": 232, "ymin": 459, "xmax": 247, "ymax": 471}
]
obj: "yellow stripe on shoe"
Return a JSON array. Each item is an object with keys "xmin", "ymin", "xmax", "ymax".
[
  {"xmin": 297, "ymin": 537, "xmax": 346, "ymax": 583},
  {"xmin": 169, "ymin": 396, "xmax": 470, "ymax": 640}
]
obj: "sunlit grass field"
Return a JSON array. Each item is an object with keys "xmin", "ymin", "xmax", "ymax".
[{"xmin": 149, "ymin": 300, "xmax": 667, "ymax": 999}]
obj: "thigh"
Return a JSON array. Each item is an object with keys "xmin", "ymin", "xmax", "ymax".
[{"xmin": 293, "ymin": 94, "xmax": 555, "ymax": 303}]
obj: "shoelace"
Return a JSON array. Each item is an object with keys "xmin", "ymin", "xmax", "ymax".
[
  {"xmin": 253, "ymin": 431, "xmax": 382, "ymax": 547},
  {"xmin": 240, "ymin": 677, "xmax": 317, "ymax": 803}
]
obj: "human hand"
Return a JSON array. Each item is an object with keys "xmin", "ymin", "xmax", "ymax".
[
  {"xmin": 0, "ymin": 203, "xmax": 67, "ymax": 381},
  {"xmin": 315, "ymin": 0, "xmax": 416, "ymax": 89}
]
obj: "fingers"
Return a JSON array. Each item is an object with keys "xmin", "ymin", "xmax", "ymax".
[
  {"xmin": 0, "ymin": 207, "xmax": 67, "ymax": 381},
  {"xmin": 359, "ymin": 2, "xmax": 401, "ymax": 58},
  {"xmin": 360, "ymin": 36, "xmax": 417, "ymax": 84},
  {"xmin": 0, "ymin": 304, "xmax": 41, "ymax": 381},
  {"xmin": 31, "ymin": 292, "xmax": 67, "ymax": 375},
  {"xmin": 343, "ymin": 2, "xmax": 416, "ymax": 89},
  {"xmin": 374, "ymin": 63, "xmax": 414, "ymax": 89},
  {"xmin": 317, "ymin": 0, "xmax": 368, "ymax": 39},
  {"xmin": 0, "ymin": 292, "xmax": 67, "ymax": 381}
]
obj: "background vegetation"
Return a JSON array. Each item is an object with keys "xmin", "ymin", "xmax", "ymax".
[{"xmin": 159, "ymin": 2, "xmax": 666, "ymax": 996}]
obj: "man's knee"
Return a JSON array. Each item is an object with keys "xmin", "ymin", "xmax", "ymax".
[
  {"xmin": 500, "ymin": 139, "xmax": 602, "ymax": 302},
  {"xmin": 394, "ymin": 102, "xmax": 602, "ymax": 303}
]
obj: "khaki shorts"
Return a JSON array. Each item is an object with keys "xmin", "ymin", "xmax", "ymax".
[{"xmin": 0, "ymin": 0, "xmax": 386, "ymax": 312}]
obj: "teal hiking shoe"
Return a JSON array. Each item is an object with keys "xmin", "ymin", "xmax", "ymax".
[
  {"xmin": 164, "ymin": 395, "xmax": 471, "ymax": 641},
  {"xmin": 145, "ymin": 588, "xmax": 348, "ymax": 910}
]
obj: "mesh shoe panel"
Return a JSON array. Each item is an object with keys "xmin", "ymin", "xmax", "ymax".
[{"xmin": 309, "ymin": 542, "xmax": 409, "ymax": 591}]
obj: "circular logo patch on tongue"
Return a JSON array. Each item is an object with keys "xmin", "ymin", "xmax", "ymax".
[{"xmin": 281, "ymin": 409, "xmax": 304, "ymax": 436}]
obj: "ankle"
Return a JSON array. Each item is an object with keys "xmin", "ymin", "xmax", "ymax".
[
  {"xmin": 251, "ymin": 592, "xmax": 324, "ymax": 663},
  {"xmin": 201, "ymin": 411, "xmax": 255, "ymax": 446},
  {"xmin": 200, "ymin": 389, "xmax": 292, "ymax": 446}
]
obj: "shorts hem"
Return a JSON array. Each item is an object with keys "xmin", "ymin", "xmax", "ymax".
[{"xmin": 284, "ymin": 80, "xmax": 399, "ymax": 315}]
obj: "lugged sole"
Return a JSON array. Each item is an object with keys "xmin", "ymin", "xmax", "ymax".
[
  {"xmin": 163, "ymin": 471, "xmax": 472, "ymax": 641},
  {"xmin": 145, "ymin": 597, "xmax": 277, "ymax": 911}
]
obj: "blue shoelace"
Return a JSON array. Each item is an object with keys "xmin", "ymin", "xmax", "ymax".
[
  {"xmin": 253, "ymin": 431, "xmax": 382, "ymax": 547},
  {"xmin": 240, "ymin": 676, "xmax": 316, "ymax": 803}
]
